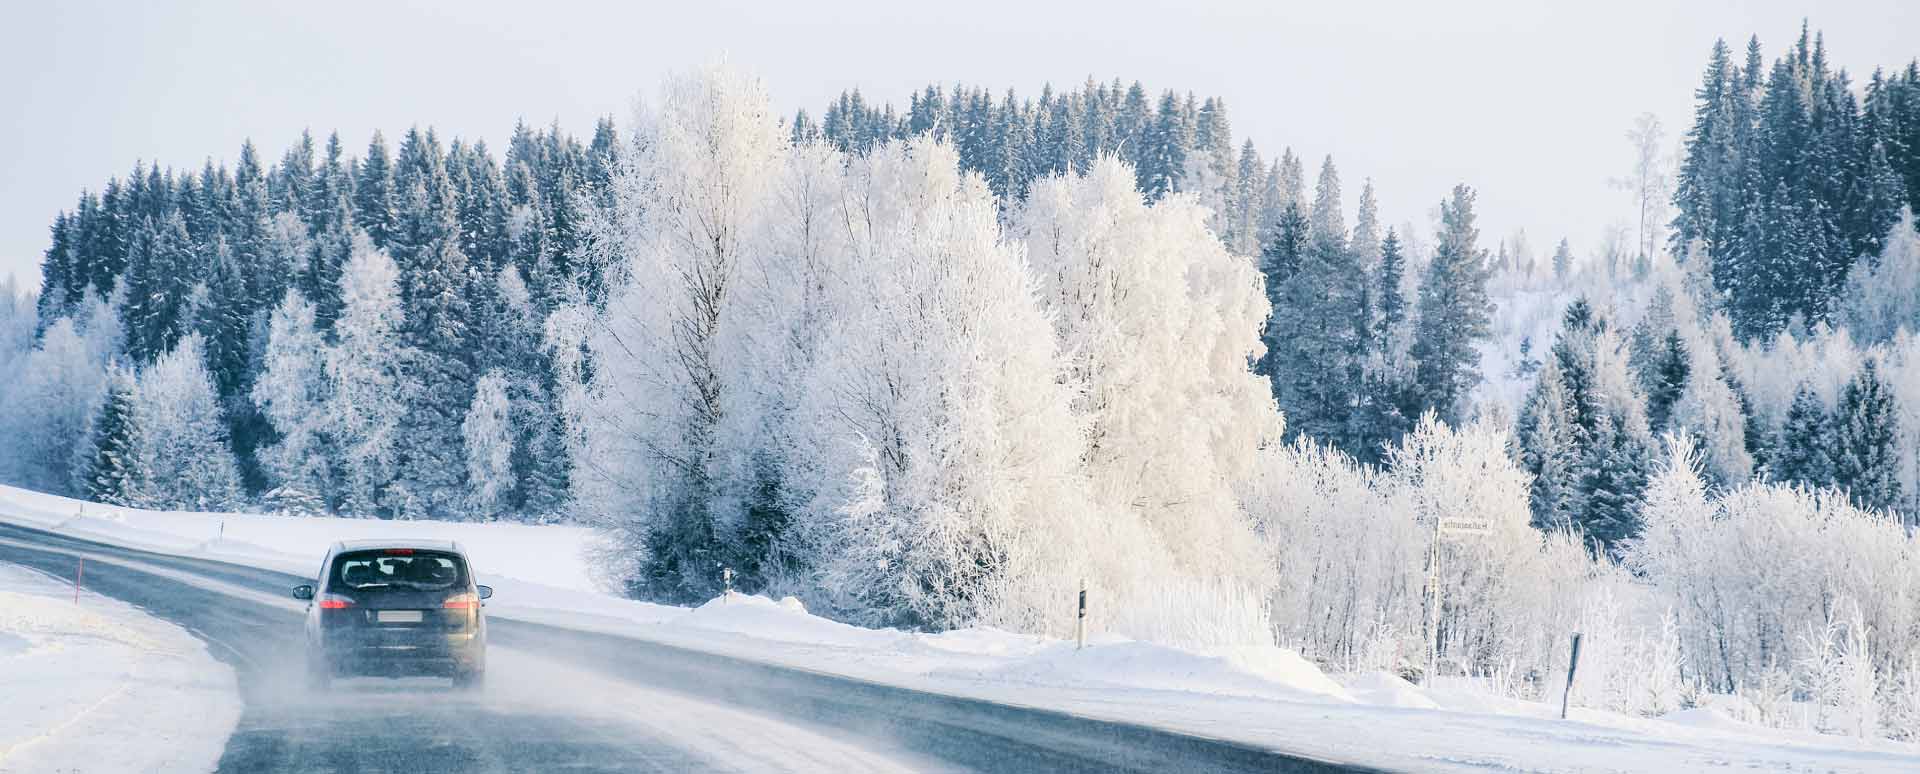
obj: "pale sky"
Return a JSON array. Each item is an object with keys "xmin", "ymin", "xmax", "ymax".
[{"xmin": 3, "ymin": 0, "xmax": 1915, "ymax": 290}]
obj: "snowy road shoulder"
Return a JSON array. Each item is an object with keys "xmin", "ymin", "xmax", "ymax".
[{"xmin": 0, "ymin": 561, "xmax": 240, "ymax": 774}]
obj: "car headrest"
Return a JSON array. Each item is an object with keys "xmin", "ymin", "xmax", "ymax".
[
  {"xmin": 343, "ymin": 563, "xmax": 375, "ymax": 585},
  {"xmin": 410, "ymin": 559, "xmax": 452, "ymax": 583}
]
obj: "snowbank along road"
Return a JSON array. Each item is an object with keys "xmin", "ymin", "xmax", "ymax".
[{"xmin": 0, "ymin": 521, "xmax": 1373, "ymax": 773}]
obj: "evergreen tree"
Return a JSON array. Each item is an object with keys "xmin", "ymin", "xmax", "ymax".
[
  {"xmin": 391, "ymin": 236, "xmax": 475, "ymax": 519},
  {"xmin": 1830, "ymin": 358, "xmax": 1904, "ymax": 512},
  {"xmin": 1643, "ymin": 330, "xmax": 1690, "ymax": 434},
  {"xmin": 1254, "ymin": 200, "xmax": 1309, "ymax": 384},
  {"xmin": 253, "ymin": 290, "xmax": 334, "ymax": 515},
  {"xmin": 83, "ymin": 367, "xmax": 145, "ymax": 507},
  {"xmin": 1551, "ymin": 238, "xmax": 1575, "ymax": 279},
  {"xmin": 132, "ymin": 333, "xmax": 244, "ymax": 511},
  {"xmin": 35, "ymin": 213, "xmax": 75, "ymax": 328},
  {"xmin": 1410, "ymin": 185, "xmax": 1493, "ymax": 424},
  {"xmin": 1352, "ymin": 180, "xmax": 1382, "ymax": 269},
  {"xmin": 325, "ymin": 236, "xmax": 409, "ymax": 516},
  {"xmin": 1139, "ymin": 90, "xmax": 1191, "ymax": 201},
  {"xmin": 1266, "ymin": 157, "xmax": 1370, "ymax": 455},
  {"xmin": 1375, "ymin": 228, "xmax": 1408, "ymax": 344},
  {"xmin": 121, "ymin": 211, "xmax": 197, "ymax": 362},
  {"xmin": 1773, "ymin": 382, "xmax": 1834, "ymax": 489},
  {"xmin": 1517, "ymin": 359, "xmax": 1582, "ymax": 530},
  {"xmin": 1230, "ymin": 140, "xmax": 1265, "ymax": 255},
  {"xmin": 195, "ymin": 236, "xmax": 253, "ymax": 400},
  {"xmin": 463, "ymin": 370, "xmax": 516, "ymax": 518},
  {"xmin": 355, "ymin": 130, "xmax": 396, "ymax": 247}
]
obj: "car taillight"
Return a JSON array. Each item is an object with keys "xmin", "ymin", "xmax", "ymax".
[
  {"xmin": 318, "ymin": 594, "xmax": 356, "ymax": 609},
  {"xmin": 442, "ymin": 592, "xmax": 479, "ymax": 610}
]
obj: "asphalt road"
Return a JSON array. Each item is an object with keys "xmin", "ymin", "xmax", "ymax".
[{"xmin": 0, "ymin": 521, "xmax": 1376, "ymax": 773}]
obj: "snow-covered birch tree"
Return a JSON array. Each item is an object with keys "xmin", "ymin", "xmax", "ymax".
[
  {"xmin": 253, "ymin": 290, "xmax": 334, "ymax": 514},
  {"xmin": 325, "ymin": 234, "xmax": 408, "ymax": 516},
  {"xmin": 558, "ymin": 62, "xmax": 784, "ymax": 602}
]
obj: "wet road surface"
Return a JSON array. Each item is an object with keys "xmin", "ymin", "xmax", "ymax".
[{"xmin": 0, "ymin": 521, "xmax": 1373, "ymax": 773}]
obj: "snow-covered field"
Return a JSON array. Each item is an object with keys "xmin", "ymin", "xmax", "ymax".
[
  {"xmin": 0, "ymin": 561, "xmax": 240, "ymax": 774},
  {"xmin": 5, "ymin": 483, "xmax": 1919, "ymax": 772}
]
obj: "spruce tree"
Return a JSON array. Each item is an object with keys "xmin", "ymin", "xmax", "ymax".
[
  {"xmin": 84, "ymin": 367, "xmax": 145, "ymax": 507},
  {"xmin": 1410, "ymin": 185, "xmax": 1493, "ymax": 424},
  {"xmin": 121, "ymin": 211, "xmax": 196, "ymax": 362},
  {"xmin": 355, "ymin": 130, "xmax": 396, "ymax": 247},
  {"xmin": 1254, "ymin": 201, "xmax": 1309, "ymax": 385},
  {"xmin": 1375, "ymin": 228, "xmax": 1408, "ymax": 344},
  {"xmin": 1551, "ymin": 238, "xmax": 1575, "ymax": 279},
  {"xmin": 1517, "ymin": 359, "xmax": 1582, "ymax": 531},
  {"xmin": 1830, "ymin": 359, "xmax": 1904, "ymax": 512},
  {"xmin": 1266, "ymin": 157, "xmax": 1369, "ymax": 454},
  {"xmin": 1644, "ymin": 331, "xmax": 1690, "ymax": 434},
  {"xmin": 1773, "ymin": 382, "xmax": 1834, "ymax": 489}
]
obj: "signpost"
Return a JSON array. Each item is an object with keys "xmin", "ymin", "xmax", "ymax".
[{"xmin": 1425, "ymin": 516, "xmax": 1492, "ymax": 685}]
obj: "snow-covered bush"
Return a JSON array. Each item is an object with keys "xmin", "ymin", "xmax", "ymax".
[
  {"xmin": 1247, "ymin": 416, "xmax": 1627, "ymax": 702},
  {"xmin": 1627, "ymin": 435, "xmax": 1920, "ymax": 737}
]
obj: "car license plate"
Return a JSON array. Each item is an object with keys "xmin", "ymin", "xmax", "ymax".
[{"xmin": 377, "ymin": 610, "xmax": 423, "ymax": 624}]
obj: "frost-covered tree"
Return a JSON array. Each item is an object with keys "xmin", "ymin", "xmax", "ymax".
[
  {"xmin": 1628, "ymin": 434, "xmax": 1920, "ymax": 708},
  {"xmin": 1016, "ymin": 154, "xmax": 1278, "ymax": 590},
  {"xmin": 1516, "ymin": 301, "xmax": 1656, "ymax": 549},
  {"xmin": 1551, "ymin": 238, "xmax": 1576, "ymax": 280},
  {"xmin": 1840, "ymin": 208, "xmax": 1920, "ymax": 344},
  {"xmin": 82, "ymin": 366, "xmax": 145, "ymax": 506},
  {"xmin": 391, "ymin": 235, "xmax": 475, "ymax": 519},
  {"xmin": 130, "ymin": 333, "xmax": 243, "ymax": 511},
  {"xmin": 463, "ymin": 370, "xmax": 515, "ymax": 518},
  {"xmin": 558, "ymin": 62, "xmax": 784, "ymax": 602},
  {"xmin": 0, "ymin": 317, "xmax": 109, "ymax": 495},
  {"xmin": 791, "ymin": 138, "xmax": 1096, "ymax": 632},
  {"xmin": 1772, "ymin": 383, "xmax": 1834, "ymax": 490},
  {"xmin": 1248, "ymin": 415, "xmax": 1605, "ymax": 683},
  {"xmin": 325, "ymin": 234, "xmax": 409, "ymax": 516},
  {"xmin": 1516, "ymin": 360, "xmax": 1582, "ymax": 530},
  {"xmin": 1670, "ymin": 353, "xmax": 1754, "ymax": 488},
  {"xmin": 1641, "ymin": 330, "xmax": 1691, "ymax": 435},
  {"xmin": 252, "ymin": 290, "xmax": 334, "ymax": 514}
]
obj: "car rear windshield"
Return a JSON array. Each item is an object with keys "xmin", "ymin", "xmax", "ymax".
[{"xmin": 330, "ymin": 550, "xmax": 467, "ymax": 592}]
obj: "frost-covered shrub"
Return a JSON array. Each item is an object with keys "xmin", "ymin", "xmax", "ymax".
[
  {"xmin": 1627, "ymin": 436, "xmax": 1920, "ymax": 737},
  {"xmin": 1247, "ymin": 416, "xmax": 1622, "ymax": 699}
]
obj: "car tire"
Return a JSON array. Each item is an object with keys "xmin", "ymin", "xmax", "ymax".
[
  {"xmin": 453, "ymin": 668, "xmax": 485, "ymax": 692},
  {"xmin": 305, "ymin": 651, "xmax": 331, "ymax": 692}
]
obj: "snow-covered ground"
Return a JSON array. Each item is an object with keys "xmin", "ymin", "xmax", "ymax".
[
  {"xmin": 5, "ymin": 483, "xmax": 1920, "ymax": 772},
  {"xmin": 0, "ymin": 561, "xmax": 240, "ymax": 774}
]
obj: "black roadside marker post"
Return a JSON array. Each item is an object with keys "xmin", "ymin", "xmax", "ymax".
[
  {"xmin": 1076, "ymin": 581, "xmax": 1087, "ymax": 651},
  {"xmin": 1561, "ymin": 632, "xmax": 1583, "ymax": 720}
]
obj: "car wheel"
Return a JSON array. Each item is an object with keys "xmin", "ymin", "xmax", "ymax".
[
  {"xmin": 305, "ymin": 652, "xmax": 331, "ymax": 692},
  {"xmin": 452, "ymin": 668, "xmax": 485, "ymax": 692}
]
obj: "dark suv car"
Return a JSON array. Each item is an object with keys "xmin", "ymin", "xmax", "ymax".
[{"xmin": 293, "ymin": 540, "xmax": 492, "ymax": 691}]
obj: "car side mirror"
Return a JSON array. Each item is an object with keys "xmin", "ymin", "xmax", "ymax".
[
  {"xmin": 293, "ymin": 584, "xmax": 314, "ymax": 601},
  {"xmin": 476, "ymin": 585, "xmax": 493, "ymax": 600}
]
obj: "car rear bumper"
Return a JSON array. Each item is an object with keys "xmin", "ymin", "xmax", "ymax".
[{"xmin": 319, "ymin": 629, "xmax": 484, "ymax": 676}]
